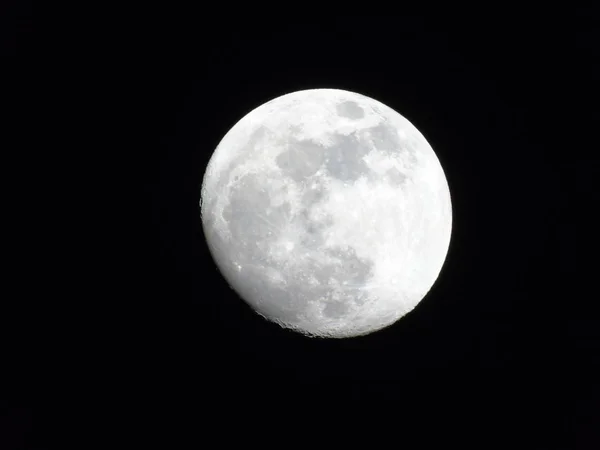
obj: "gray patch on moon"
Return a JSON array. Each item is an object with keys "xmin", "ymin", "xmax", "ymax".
[
  {"xmin": 295, "ymin": 178, "xmax": 333, "ymax": 248},
  {"xmin": 222, "ymin": 173, "xmax": 290, "ymax": 253},
  {"xmin": 367, "ymin": 122, "xmax": 403, "ymax": 154},
  {"xmin": 360, "ymin": 121, "xmax": 419, "ymax": 186},
  {"xmin": 274, "ymin": 121, "xmax": 418, "ymax": 187},
  {"xmin": 296, "ymin": 214, "xmax": 331, "ymax": 249},
  {"xmin": 366, "ymin": 121, "xmax": 418, "ymax": 163},
  {"xmin": 370, "ymin": 122, "xmax": 418, "ymax": 166},
  {"xmin": 322, "ymin": 300, "xmax": 349, "ymax": 319},
  {"xmin": 335, "ymin": 100, "xmax": 365, "ymax": 119},
  {"xmin": 323, "ymin": 132, "xmax": 371, "ymax": 182},
  {"xmin": 272, "ymin": 121, "xmax": 419, "ymax": 188},
  {"xmin": 301, "ymin": 178, "xmax": 329, "ymax": 206},
  {"xmin": 309, "ymin": 246, "xmax": 373, "ymax": 292},
  {"xmin": 275, "ymin": 139, "xmax": 326, "ymax": 182},
  {"xmin": 314, "ymin": 245, "xmax": 375, "ymax": 319},
  {"xmin": 385, "ymin": 167, "xmax": 407, "ymax": 186},
  {"xmin": 325, "ymin": 246, "xmax": 374, "ymax": 287},
  {"xmin": 204, "ymin": 126, "xmax": 271, "ymax": 227}
]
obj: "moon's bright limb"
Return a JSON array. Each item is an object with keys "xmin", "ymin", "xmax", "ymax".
[{"xmin": 200, "ymin": 88, "xmax": 452, "ymax": 338}]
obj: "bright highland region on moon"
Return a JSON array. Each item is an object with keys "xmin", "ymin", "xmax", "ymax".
[{"xmin": 200, "ymin": 89, "xmax": 452, "ymax": 338}]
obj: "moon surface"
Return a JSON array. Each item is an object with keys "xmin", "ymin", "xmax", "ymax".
[{"xmin": 200, "ymin": 88, "xmax": 452, "ymax": 338}]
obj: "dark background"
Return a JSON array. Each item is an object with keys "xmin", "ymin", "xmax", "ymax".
[{"xmin": 5, "ymin": 5, "xmax": 598, "ymax": 449}]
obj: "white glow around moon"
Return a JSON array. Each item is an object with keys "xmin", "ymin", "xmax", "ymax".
[{"xmin": 200, "ymin": 88, "xmax": 452, "ymax": 338}]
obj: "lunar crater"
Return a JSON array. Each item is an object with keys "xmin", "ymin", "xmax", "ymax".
[
  {"xmin": 322, "ymin": 132, "xmax": 371, "ymax": 182},
  {"xmin": 275, "ymin": 138, "xmax": 326, "ymax": 182}
]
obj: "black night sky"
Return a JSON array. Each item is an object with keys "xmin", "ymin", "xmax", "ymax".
[{"xmin": 5, "ymin": 6, "xmax": 598, "ymax": 449}]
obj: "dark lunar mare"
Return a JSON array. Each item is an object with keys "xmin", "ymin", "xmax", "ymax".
[
  {"xmin": 208, "ymin": 167, "xmax": 376, "ymax": 325},
  {"xmin": 335, "ymin": 100, "xmax": 365, "ymax": 119}
]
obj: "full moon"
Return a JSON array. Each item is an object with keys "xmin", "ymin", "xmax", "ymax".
[{"xmin": 200, "ymin": 88, "xmax": 452, "ymax": 338}]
